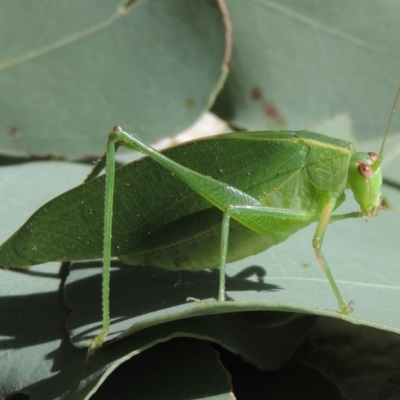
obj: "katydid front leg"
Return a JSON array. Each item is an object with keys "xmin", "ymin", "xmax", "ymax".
[{"xmin": 312, "ymin": 198, "xmax": 353, "ymax": 314}]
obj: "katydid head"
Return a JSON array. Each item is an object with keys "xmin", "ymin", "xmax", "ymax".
[
  {"xmin": 348, "ymin": 84, "xmax": 400, "ymax": 217},
  {"xmin": 348, "ymin": 151, "xmax": 383, "ymax": 216}
]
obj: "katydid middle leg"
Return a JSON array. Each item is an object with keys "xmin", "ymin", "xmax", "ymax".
[{"xmin": 218, "ymin": 204, "xmax": 314, "ymax": 302}]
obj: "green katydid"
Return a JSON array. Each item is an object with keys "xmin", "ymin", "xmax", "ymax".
[{"xmin": 0, "ymin": 86, "xmax": 398, "ymax": 355}]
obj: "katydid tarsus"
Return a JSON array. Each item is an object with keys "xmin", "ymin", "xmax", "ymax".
[{"xmin": 0, "ymin": 86, "xmax": 398, "ymax": 356}]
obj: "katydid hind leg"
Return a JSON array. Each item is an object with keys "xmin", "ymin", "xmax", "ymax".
[
  {"xmin": 90, "ymin": 126, "xmax": 315, "ymax": 352},
  {"xmin": 218, "ymin": 209, "xmax": 230, "ymax": 301},
  {"xmin": 88, "ymin": 130, "xmax": 118, "ymax": 356}
]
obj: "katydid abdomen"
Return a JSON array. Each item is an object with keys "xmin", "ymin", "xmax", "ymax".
[{"xmin": 119, "ymin": 208, "xmax": 312, "ymax": 270}]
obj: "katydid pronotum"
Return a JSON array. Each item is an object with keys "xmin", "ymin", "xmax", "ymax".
[{"xmin": 0, "ymin": 86, "xmax": 398, "ymax": 356}]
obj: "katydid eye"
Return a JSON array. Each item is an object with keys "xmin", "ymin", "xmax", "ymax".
[
  {"xmin": 368, "ymin": 152, "xmax": 378, "ymax": 161},
  {"xmin": 358, "ymin": 163, "xmax": 372, "ymax": 178}
]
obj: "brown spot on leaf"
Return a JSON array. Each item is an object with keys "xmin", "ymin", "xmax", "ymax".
[
  {"xmin": 251, "ymin": 86, "xmax": 263, "ymax": 101},
  {"xmin": 263, "ymin": 101, "xmax": 285, "ymax": 127},
  {"xmin": 8, "ymin": 126, "xmax": 18, "ymax": 137},
  {"xmin": 185, "ymin": 98, "xmax": 195, "ymax": 109}
]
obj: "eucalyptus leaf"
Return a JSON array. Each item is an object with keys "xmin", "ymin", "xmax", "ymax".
[
  {"xmin": 0, "ymin": 0, "xmax": 230, "ymax": 156},
  {"xmin": 1, "ymin": 1, "xmax": 400, "ymax": 397},
  {"xmin": 215, "ymin": 0, "xmax": 400, "ymax": 139}
]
